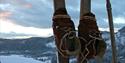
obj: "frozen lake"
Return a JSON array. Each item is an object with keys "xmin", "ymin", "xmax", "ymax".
[{"xmin": 0, "ymin": 55, "xmax": 51, "ymax": 63}]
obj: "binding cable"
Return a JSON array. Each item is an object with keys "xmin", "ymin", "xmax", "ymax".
[
  {"xmin": 56, "ymin": 27, "xmax": 81, "ymax": 58},
  {"xmin": 79, "ymin": 31, "xmax": 103, "ymax": 63}
]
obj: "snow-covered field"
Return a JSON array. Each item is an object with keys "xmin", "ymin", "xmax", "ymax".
[{"xmin": 0, "ymin": 55, "xmax": 51, "ymax": 63}]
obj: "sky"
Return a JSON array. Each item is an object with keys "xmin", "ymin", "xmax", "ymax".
[{"xmin": 0, "ymin": 0, "xmax": 125, "ymax": 39}]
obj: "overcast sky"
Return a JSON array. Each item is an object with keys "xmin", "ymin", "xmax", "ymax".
[{"xmin": 0, "ymin": 0, "xmax": 125, "ymax": 39}]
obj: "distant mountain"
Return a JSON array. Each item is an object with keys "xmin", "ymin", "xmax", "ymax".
[
  {"xmin": 118, "ymin": 26, "xmax": 125, "ymax": 34},
  {"xmin": 0, "ymin": 26, "xmax": 125, "ymax": 63},
  {"xmin": 0, "ymin": 36, "xmax": 54, "ymax": 51},
  {"xmin": 0, "ymin": 36, "xmax": 57, "ymax": 63},
  {"xmin": 102, "ymin": 26, "xmax": 125, "ymax": 63}
]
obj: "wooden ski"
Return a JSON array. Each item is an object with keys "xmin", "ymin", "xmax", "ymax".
[
  {"xmin": 53, "ymin": 0, "xmax": 69, "ymax": 63},
  {"xmin": 79, "ymin": 0, "xmax": 106, "ymax": 63},
  {"xmin": 53, "ymin": 0, "xmax": 66, "ymax": 11},
  {"xmin": 78, "ymin": 0, "xmax": 91, "ymax": 63},
  {"xmin": 80, "ymin": 0, "xmax": 91, "ymax": 17}
]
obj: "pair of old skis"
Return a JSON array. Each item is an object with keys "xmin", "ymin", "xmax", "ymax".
[{"xmin": 52, "ymin": 0, "xmax": 117, "ymax": 63}]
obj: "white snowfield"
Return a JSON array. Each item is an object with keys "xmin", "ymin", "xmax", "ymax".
[{"xmin": 0, "ymin": 55, "xmax": 51, "ymax": 63}]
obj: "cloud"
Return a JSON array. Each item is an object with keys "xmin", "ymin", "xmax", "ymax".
[
  {"xmin": 0, "ymin": 0, "xmax": 124, "ymax": 28},
  {"xmin": 113, "ymin": 17, "xmax": 125, "ymax": 24},
  {"xmin": 103, "ymin": 16, "xmax": 125, "ymax": 28},
  {"xmin": 99, "ymin": 27, "xmax": 120, "ymax": 32},
  {"xmin": 23, "ymin": 3, "xmax": 32, "ymax": 8},
  {"xmin": 0, "ymin": 18, "xmax": 53, "ymax": 38},
  {"xmin": 91, "ymin": 0, "xmax": 125, "ymax": 28},
  {"xmin": 0, "ymin": 11, "xmax": 12, "ymax": 18},
  {"xmin": 0, "ymin": 4, "xmax": 10, "ymax": 10},
  {"xmin": 104, "ymin": 16, "xmax": 125, "ymax": 24},
  {"xmin": 0, "ymin": 32, "xmax": 34, "ymax": 39},
  {"xmin": 0, "ymin": 0, "xmax": 53, "ymax": 28}
]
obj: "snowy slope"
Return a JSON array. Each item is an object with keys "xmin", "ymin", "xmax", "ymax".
[
  {"xmin": 0, "ymin": 55, "xmax": 51, "ymax": 63},
  {"xmin": 102, "ymin": 26, "xmax": 125, "ymax": 63}
]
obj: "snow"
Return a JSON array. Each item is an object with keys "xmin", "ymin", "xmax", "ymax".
[
  {"xmin": 46, "ymin": 41, "xmax": 56, "ymax": 48},
  {"xmin": 120, "ymin": 37, "xmax": 125, "ymax": 45},
  {"xmin": 0, "ymin": 55, "xmax": 51, "ymax": 63}
]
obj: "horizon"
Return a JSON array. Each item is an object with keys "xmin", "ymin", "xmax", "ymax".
[{"xmin": 0, "ymin": 27, "xmax": 123, "ymax": 39}]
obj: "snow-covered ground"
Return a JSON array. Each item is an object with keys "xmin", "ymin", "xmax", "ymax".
[{"xmin": 0, "ymin": 55, "xmax": 51, "ymax": 63}]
